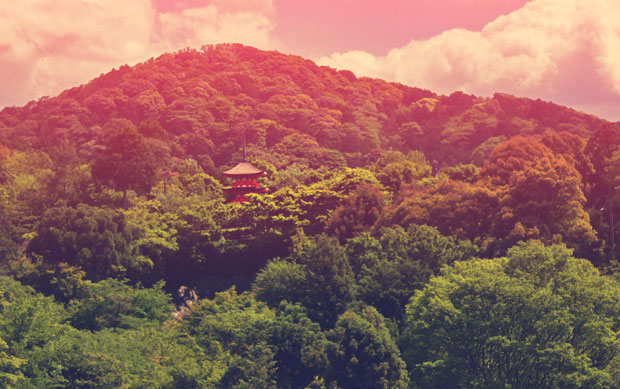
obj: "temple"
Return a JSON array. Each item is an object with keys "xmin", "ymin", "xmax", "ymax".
[{"xmin": 222, "ymin": 161, "xmax": 268, "ymax": 203}]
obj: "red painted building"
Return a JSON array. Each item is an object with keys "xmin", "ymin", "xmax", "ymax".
[{"xmin": 222, "ymin": 161, "xmax": 268, "ymax": 203}]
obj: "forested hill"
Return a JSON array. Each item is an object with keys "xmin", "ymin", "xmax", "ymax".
[
  {"xmin": 0, "ymin": 43, "xmax": 608, "ymax": 170},
  {"xmin": 1, "ymin": 41, "xmax": 618, "ymax": 278},
  {"xmin": 5, "ymin": 44, "xmax": 620, "ymax": 387}
]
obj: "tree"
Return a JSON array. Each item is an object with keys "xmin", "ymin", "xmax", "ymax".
[
  {"xmin": 402, "ymin": 241, "xmax": 620, "ymax": 388},
  {"xmin": 270, "ymin": 302, "xmax": 331, "ymax": 388},
  {"xmin": 254, "ymin": 234, "xmax": 356, "ymax": 327},
  {"xmin": 602, "ymin": 147, "xmax": 620, "ymax": 262},
  {"xmin": 92, "ymin": 119, "xmax": 159, "ymax": 207},
  {"xmin": 183, "ymin": 288, "xmax": 281, "ymax": 386},
  {"xmin": 184, "ymin": 288, "xmax": 276, "ymax": 357},
  {"xmin": 219, "ymin": 342, "xmax": 278, "ymax": 389},
  {"xmin": 440, "ymin": 163, "xmax": 478, "ymax": 183},
  {"xmin": 326, "ymin": 304, "xmax": 409, "ymax": 389},
  {"xmin": 27, "ymin": 203, "xmax": 142, "ymax": 280},
  {"xmin": 69, "ymin": 279, "xmax": 172, "ymax": 331},
  {"xmin": 0, "ymin": 337, "xmax": 26, "ymax": 387},
  {"xmin": 1, "ymin": 150, "xmax": 57, "ymax": 235},
  {"xmin": 349, "ymin": 226, "xmax": 476, "ymax": 319},
  {"xmin": 482, "ymin": 136, "xmax": 597, "ymax": 255},
  {"xmin": 69, "ymin": 326, "xmax": 225, "ymax": 388},
  {"xmin": 0, "ymin": 156, "xmax": 8, "ymax": 184},
  {"xmin": 585, "ymin": 123, "xmax": 620, "ymax": 207},
  {"xmin": 287, "ymin": 234, "xmax": 356, "ymax": 327},
  {"xmin": 0, "ymin": 276, "xmax": 80, "ymax": 388},
  {"xmin": 379, "ymin": 179, "xmax": 499, "ymax": 250},
  {"xmin": 373, "ymin": 150, "xmax": 431, "ymax": 193},
  {"xmin": 0, "ymin": 186, "xmax": 16, "ymax": 263},
  {"xmin": 123, "ymin": 199, "xmax": 180, "ymax": 283},
  {"xmin": 326, "ymin": 183, "xmax": 386, "ymax": 243},
  {"xmin": 254, "ymin": 259, "xmax": 306, "ymax": 308}
]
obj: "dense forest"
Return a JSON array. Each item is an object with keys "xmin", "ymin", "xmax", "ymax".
[{"xmin": 2, "ymin": 43, "xmax": 620, "ymax": 387}]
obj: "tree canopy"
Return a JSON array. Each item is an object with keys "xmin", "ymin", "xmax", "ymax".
[{"xmin": 1, "ymin": 44, "xmax": 620, "ymax": 387}]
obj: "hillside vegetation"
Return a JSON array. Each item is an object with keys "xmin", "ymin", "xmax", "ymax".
[{"xmin": 2, "ymin": 44, "xmax": 620, "ymax": 387}]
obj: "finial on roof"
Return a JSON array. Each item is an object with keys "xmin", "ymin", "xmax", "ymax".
[
  {"xmin": 243, "ymin": 128, "xmax": 248, "ymax": 162},
  {"xmin": 242, "ymin": 129, "xmax": 247, "ymax": 162}
]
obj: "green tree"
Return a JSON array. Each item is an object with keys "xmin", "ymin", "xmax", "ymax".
[
  {"xmin": 402, "ymin": 241, "xmax": 620, "ymax": 388},
  {"xmin": 287, "ymin": 234, "xmax": 356, "ymax": 327},
  {"xmin": 585, "ymin": 123, "xmax": 620, "ymax": 207},
  {"xmin": 326, "ymin": 183, "xmax": 386, "ymax": 243},
  {"xmin": 184, "ymin": 287, "xmax": 276, "ymax": 357},
  {"xmin": 351, "ymin": 226, "xmax": 476, "ymax": 319},
  {"xmin": 483, "ymin": 136, "xmax": 597, "ymax": 255},
  {"xmin": 254, "ymin": 259, "xmax": 306, "ymax": 308},
  {"xmin": 219, "ymin": 342, "xmax": 278, "ymax": 389},
  {"xmin": 0, "ymin": 276, "xmax": 81, "ymax": 387},
  {"xmin": 71, "ymin": 326, "xmax": 225, "ymax": 388},
  {"xmin": 91, "ymin": 119, "xmax": 160, "ymax": 207},
  {"xmin": 0, "ymin": 155, "xmax": 7, "ymax": 185},
  {"xmin": 602, "ymin": 147, "xmax": 620, "ymax": 262},
  {"xmin": 373, "ymin": 150, "xmax": 431, "ymax": 193},
  {"xmin": 27, "ymin": 203, "xmax": 141, "ymax": 280},
  {"xmin": 440, "ymin": 163, "xmax": 478, "ymax": 183},
  {"xmin": 2, "ymin": 150, "xmax": 57, "ymax": 235},
  {"xmin": 183, "ymin": 288, "xmax": 281, "ymax": 387},
  {"xmin": 0, "ymin": 186, "xmax": 17, "ymax": 263},
  {"xmin": 271, "ymin": 302, "xmax": 331, "ymax": 388},
  {"xmin": 69, "ymin": 279, "xmax": 172, "ymax": 331},
  {"xmin": 254, "ymin": 233, "xmax": 356, "ymax": 327},
  {"xmin": 0, "ymin": 336, "xmax": 26, "ymax": 386},
  {"xmin": 123, "ymin": 199, "xmax": 180, "ymax": 282},
  {"xmin": 326, "ymin": 304, "xmax": 409, "ymax": 389},
  {"xmin": 379, "ymin": 179, "xmax": 499, "ymax": 250}
]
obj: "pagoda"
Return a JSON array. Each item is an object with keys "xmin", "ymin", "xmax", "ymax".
[{"xmin": 222, "ymin": 142, "xmax": 267, "ymax": 203}]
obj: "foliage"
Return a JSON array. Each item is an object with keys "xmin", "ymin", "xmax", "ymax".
[
  {"xmin": 326, "ymin": 304, "xmax": 409, "ymax": 389},
  {"xmin": 380, "ymin": 179, "xmax": 499, "ymax": 250},
  {"xmin": 27, "ymin": 203, "xmax": 141, "ymax": 280},
  {"xmin": 69, "ymin": 279, "xmax": 172, "ymax": 331},
  {"xmin": 326, "ymin": 183, "xmax": 386, "ymax": 242},
  {"xmin": 483, "ymin": 136, "xmax": 597, "ymax": 254},
  {"xmin": 402, "ymin": 241, "xmax": 620, "ymax": 388},
  {"xmin": 2, "ymin": 43, "xmax": 620, "ymax": 387},
  {"xmin": 353, "ymin": 225, "xmax": 476, "ymax": 319},
  {"xmin": 270, "ymin": 302, "xmax": 331, "ymax": 388},
  {"xmin": 255, "ymin": 233, "xmax": 356, "ymax": 328},
  {"xmin": 285, "ymin": 233, "xmax": 356, "ymax": 327},
  {"xmin": 373, "ymin": 150, "xmax": 431, "ymax": 193},
  {"xmin": 0, "ymin": 276, "xmax": 224, "ymax": 387},
  {"xmin": 91, "ymin": 119, "xmax": 160, "ymax": 203}
]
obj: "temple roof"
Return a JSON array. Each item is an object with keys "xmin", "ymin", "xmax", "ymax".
[{"xmin": 222, "ymin": 162, "xmax": 265, "ymax": 177}]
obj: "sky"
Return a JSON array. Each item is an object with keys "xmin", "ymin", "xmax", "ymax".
[{"xmin": 1, "ymin": 0, "xmax": 619, "ymax": 120}]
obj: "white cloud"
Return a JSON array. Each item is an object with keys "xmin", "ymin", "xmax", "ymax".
[
  {"xmin": 0, "ymin": 0, "xmax": 279, "ymax": 108},
  {"xmin": 156, "ymin": 5, "xmax": 277, "ymax": 50},
  {"xmin": 316, "ymin": 0, "xmax": 620, "ymax": 120}
]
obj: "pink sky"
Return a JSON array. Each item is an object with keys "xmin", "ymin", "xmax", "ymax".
[{"xmin": 1, "ymin": 0, "xmax": 620, "ymax": 120}]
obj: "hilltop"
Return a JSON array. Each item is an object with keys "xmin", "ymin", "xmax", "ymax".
[{"xmin": 0, "ymin": 44, "xmax": 608, "ymax": 171}]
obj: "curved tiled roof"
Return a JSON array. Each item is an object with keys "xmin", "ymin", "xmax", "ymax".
[{"xmin": 222, "ymin": 162, "xmax": 265, "ymax": 177}]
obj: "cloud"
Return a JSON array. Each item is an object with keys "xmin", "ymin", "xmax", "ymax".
[
  {"xmin": 316, "ymin": 0, "xmax": 620, "ymax": 120},
  {"xmin": 156, "ymin": 5, "xmax": 276, "ymax": 50},
  {"xmin": 0, "ymin": 0, "xmax": 279, "ymax": 108}
]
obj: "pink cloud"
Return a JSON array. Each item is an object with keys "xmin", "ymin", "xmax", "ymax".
[
  {"xmin": 0, "ymin": 0, "xmax": 279, "ymax": 108},
  {"xmin": 317, "ymin": 0, "xmax": 620, "ymax": 120},
  {"xmin": 273, "ymin": 0, "xmax": 532, "ymax": 57},
  {"xmin": 156, "ymin": 4, "xmax": 278, "ymax": 49}
]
